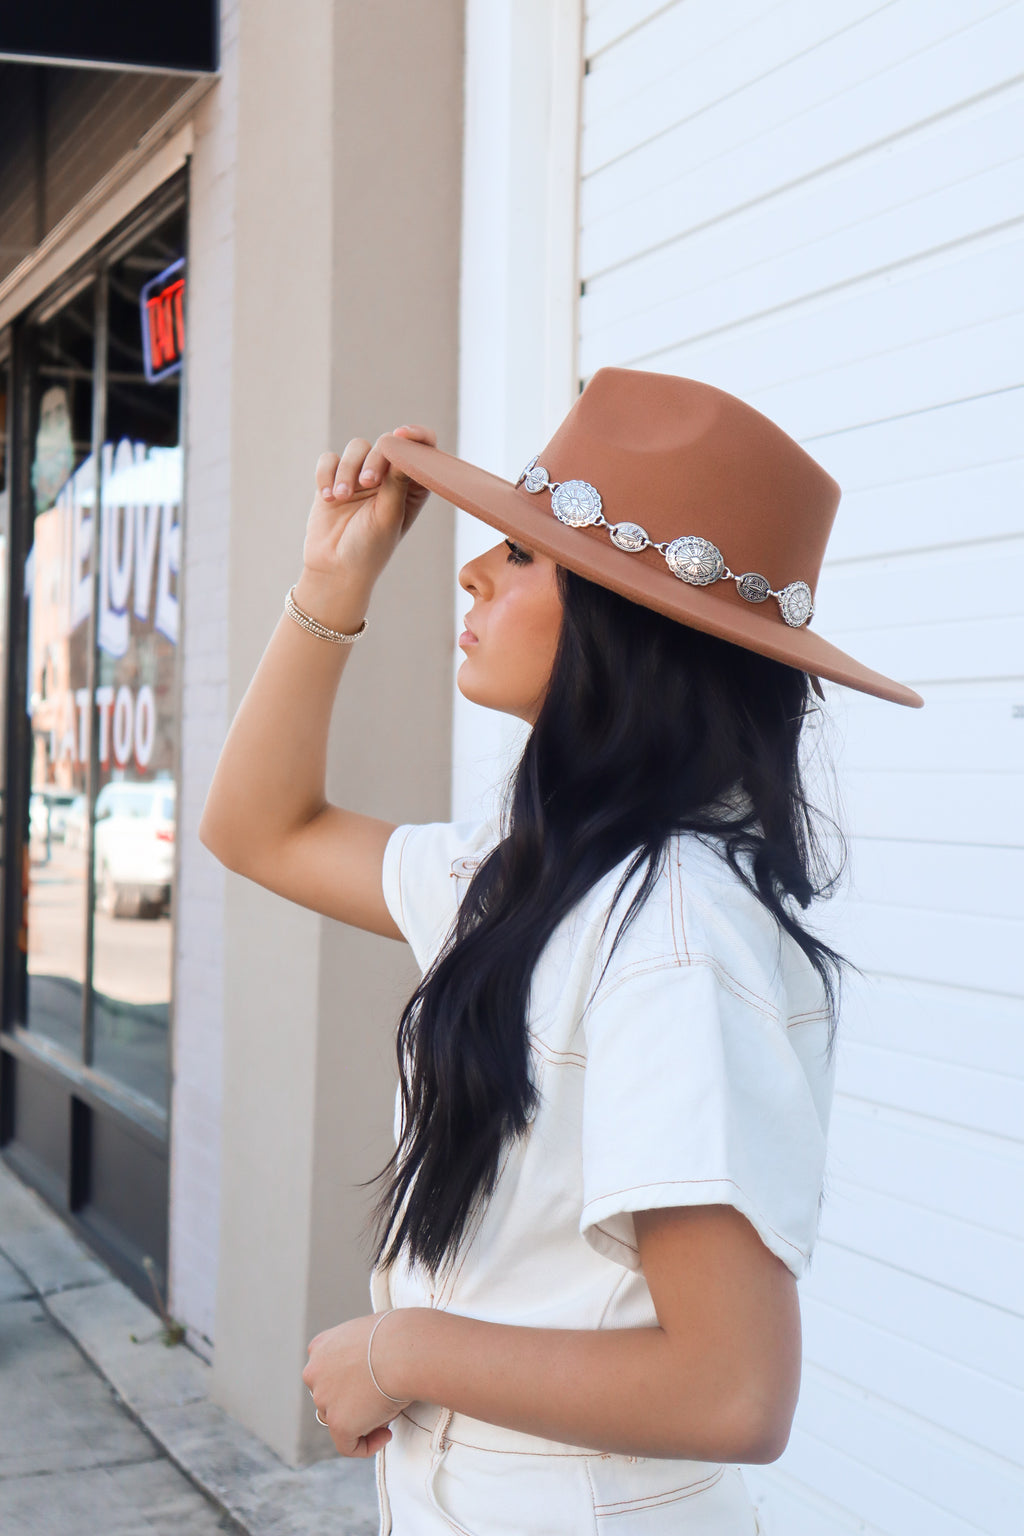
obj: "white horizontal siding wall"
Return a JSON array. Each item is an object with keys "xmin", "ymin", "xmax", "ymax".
[{"xmin": 580, "ymin": 3, "xmax": 1024, "ymax": 1533}]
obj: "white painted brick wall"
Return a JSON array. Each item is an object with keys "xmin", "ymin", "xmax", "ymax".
[{"xmin": 168, "ymin": 0, "xmax": 239, "ymax": 1354}]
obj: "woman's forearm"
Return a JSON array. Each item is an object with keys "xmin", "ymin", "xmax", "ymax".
[
  {"xmin": 198, "ymin": 567, "xmax": 373, "ymax": 869},
  {"xmin": 200, "ymin": 429, "xmax": 436, "ymax": 872},
  {"xmin": 375, "ymin": 1307, "xmax": 787, "ymax": 1465}
]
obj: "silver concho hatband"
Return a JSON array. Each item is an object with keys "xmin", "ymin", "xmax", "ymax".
[{"xmin": 515, "ymin": 455, "xmax": 814, "ymax": 629}]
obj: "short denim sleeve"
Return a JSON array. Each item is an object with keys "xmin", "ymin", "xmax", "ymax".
[
  {"xmin": 579, "ymin": 959, "xmax": 833, "ymax": 1280},
  {"xmin": 381, "ymin": 817, "xmax": 499, "ymax": 975}
]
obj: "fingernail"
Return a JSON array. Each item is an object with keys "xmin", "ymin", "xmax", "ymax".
[
  {"xmin": 322, "ymin": 487, "xmax": 334, "ymax": 500},
  {"xmin": 335, "ymin": 483, "xmax": 348, "ymax": 497},
  {"xmin": 360, "ymin": 469, "xmax": 377, "ymax": 484}
]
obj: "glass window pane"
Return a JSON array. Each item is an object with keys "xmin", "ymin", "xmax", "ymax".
[
  {"xmin": 0, "ymin": 347, "xmax": 9, "ymax": 938},
  {"xmin": 90, "ymin": 209, "xmax": 184, "ymax": 1111},
  {"xmin": 24, "ymin": 286, "xmax": 95, "ymax": 1057}
]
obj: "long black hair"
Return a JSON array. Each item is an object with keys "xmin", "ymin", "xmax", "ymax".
[{"xmin": 371, "ymin": 561, "xmax": 847, "ymax": 1276}]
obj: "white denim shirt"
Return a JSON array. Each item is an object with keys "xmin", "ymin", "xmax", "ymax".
[{"xmin": 370, "ymin": 816, "xmax": 835, "ymax": 1533}]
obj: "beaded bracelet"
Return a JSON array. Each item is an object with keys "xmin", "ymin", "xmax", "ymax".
[{"xmin": 285, "ymin": 584, "xmax": 369, "ymax": 644}]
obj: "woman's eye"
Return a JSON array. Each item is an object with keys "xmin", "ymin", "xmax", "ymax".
[{"xmin": 505, "ymin": 539, "xmax": 531, "ymax": 565}]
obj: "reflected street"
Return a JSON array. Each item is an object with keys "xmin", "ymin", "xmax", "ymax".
[{"xmin": 27, "ymin": 837, "xmax": 171, "ymax": 1107}]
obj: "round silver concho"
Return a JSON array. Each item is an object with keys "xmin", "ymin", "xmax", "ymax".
[
  {"xmin": 608, "ymin": 521, "xmax": 650, "ymax": 552},
  {"xmin": 521, "ymin": 456, "xmax": 551, "ymax": 494},
  {"xmin": 777, "ymin": 581, "xmax": 814, "ymax": 628},
  {"xmin": 736, "ymin": 571, "xmax": 771, "ymax": 604},
  {"xmin": 550, "ymin": 479, "xmax": 603, "ymax": 528},
  {"xmin": 665, "ymin": 535, "xmax": 725, "ymax": 586}
]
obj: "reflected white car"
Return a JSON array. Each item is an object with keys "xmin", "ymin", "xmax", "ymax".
[{"xmin": 94, "ymin": 780, "xmax": 176, "ymax": 919}]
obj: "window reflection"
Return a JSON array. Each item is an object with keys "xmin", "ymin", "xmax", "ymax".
[
  {"xmin": 90, "ymin": 215, "xmax": 183, "ymax": 1110},
  {"xmin": 25, "ymin": 288, "xmax": 94, "ymax": 1056},
  {"xmin": 0, "ymin": 354, "xmax": 8, "ymax": 943},
  {"xmin": 19, "ymin": 207, "xmax": 184, "ymax": 1112}
]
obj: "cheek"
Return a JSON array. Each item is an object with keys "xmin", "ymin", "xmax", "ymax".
[
  {"xmin": 461, "ymin": 584, "xmax": 561, "ymax": 710},
  {"xmin": 497, "ymin": 586, "xmax": 561, "ymax": 675}
]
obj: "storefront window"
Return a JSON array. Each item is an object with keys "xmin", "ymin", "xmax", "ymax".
[
  {"xmin": 24, "ymin": 286, "xmax": 96, "ymax": 1056},
  {"xmin": 1, "ymin": 182, "xmax": 185, "ymax": 1304},
  {"xmin": 17, "ymin": 202, "xmax": 184, "ymax": 1113},
  {"xmin": 0, "ymin": 344, "xmax": 9, "ymax": 935},
  {"xmin": 90, "ymin": 216, "xmax": 183, "ymax": 1106}
]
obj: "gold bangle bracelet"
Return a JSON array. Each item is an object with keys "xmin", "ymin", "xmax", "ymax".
[{"xmin": 285, "ymin": 585, "xmax": 369, "ymax": 644}]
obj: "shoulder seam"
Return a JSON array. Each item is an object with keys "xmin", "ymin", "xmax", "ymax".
[{"xmin": 588, "ymin": 953, "xmax": 781, "ymax": 1024}]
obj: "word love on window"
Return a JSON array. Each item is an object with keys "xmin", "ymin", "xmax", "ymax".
[
  {"xmin": 140, "ymin": 259, "xmax": 185, "ymax": 382},
  {"xmin": 27, "ymin": 439, "xmax": 181, "ymax": 773},
  {"xmin": 35, "ymin": 440, "xmax": 181, "ymax": 651}
]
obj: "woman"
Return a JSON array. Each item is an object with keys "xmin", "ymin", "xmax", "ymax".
[{"xmin": 200, "ymin": 369, "xmax": 921, "ymax": 1533}]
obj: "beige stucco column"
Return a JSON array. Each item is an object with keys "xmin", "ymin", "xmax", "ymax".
[{"xmin": 206, "ymin": 0, "xmax": 463, "ymax": 1464}]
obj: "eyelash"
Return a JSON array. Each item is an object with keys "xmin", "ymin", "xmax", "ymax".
[{"xmin": 505, "ymin": 539, "xmax": 531, "ymax": 565}]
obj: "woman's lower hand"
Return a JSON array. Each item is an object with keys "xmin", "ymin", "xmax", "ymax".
[{"xmin": 302, "ymin": 1313, "xmax": 412, "ymax": 1458}]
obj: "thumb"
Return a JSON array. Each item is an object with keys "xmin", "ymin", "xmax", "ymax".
[
  {"xmin": 366, "ymin": 428, "xmax": 434, "ymax": 535},
  {"xmin": 372, "ymin": 450, "xmax": 419, "ymax": 531},
  {"xmin": 362, "ymin": 1425, "xmax": 393, "ymax": 1456}
]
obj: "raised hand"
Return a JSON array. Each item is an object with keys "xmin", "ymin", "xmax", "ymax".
[{"xmin": 302, "ymin": 424, "xmax": 437, "ymax": 594}]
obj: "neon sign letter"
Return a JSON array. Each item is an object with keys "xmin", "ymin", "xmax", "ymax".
[{"xmin": 140, "ymin": 258, "xmax": 185, "ymax": 383}]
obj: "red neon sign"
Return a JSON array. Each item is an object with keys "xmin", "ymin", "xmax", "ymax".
[{"xmin": 140, "ymin": 259, "xmax": 185, "ymax": 382}]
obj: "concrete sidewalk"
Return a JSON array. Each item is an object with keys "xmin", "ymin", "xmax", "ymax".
[{"xmin": 0, "ymin": 1163, "xmax": 378, "ymax": 1536}]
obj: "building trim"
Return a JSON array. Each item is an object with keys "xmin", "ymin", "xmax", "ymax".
[
  {"xmin": 451, "ymin": 0, "xmax": 584, "ymax": 823},
  {"xmin": 0, "ymin": 75, "xmax": 213, "ymax": 329}
]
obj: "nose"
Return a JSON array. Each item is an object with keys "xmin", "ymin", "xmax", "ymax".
[
  {"xmin": 459, "ymin": 539, "xmax": 510, "ymax": 594},
  {"xmin": 458, "ymin": 552, "xmax": 487, "ymax": 595}
]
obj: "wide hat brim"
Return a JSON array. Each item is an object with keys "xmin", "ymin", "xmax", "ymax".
[{"xmin": 380, "ymin": 434, "xmax": 923, "ymax": 709}]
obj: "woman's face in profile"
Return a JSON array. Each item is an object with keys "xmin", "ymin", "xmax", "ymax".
[{"xmin": 457, "ymin": 538, "xmax": 563, "ymax": 724}]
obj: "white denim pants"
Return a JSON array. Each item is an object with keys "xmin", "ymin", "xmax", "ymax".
[{"xmin": 375, "ymin": 1402, "xmax": 765, "ymax": 1534}]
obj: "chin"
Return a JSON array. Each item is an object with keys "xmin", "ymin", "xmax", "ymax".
[
  {"xmin": 456, "ymin": 666, "xmax": 526, "ymax": 721},
  {"xmin": 456, "ymin": 668, "xmax": 497, "ymax": 710}
]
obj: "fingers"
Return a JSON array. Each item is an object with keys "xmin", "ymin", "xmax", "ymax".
[
  {"xmin": 315, "ymin": 453, "xmax": 340, "ymax": 497},
  {"xmin": 319, "ymin": 426, "xmax": 437, "ymax": 501},
  {"xmin": 392, "ymin": 424, "xmax": 437, "ymax": 445},
  {"xmin": 359, "ymin": 425, "xmax": 435, "ymax": 487},
  {"xmin": 322, "ymin": 438, "xmax": 372, "ymax": 502}
]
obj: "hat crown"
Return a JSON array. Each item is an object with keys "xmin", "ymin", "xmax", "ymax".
[{"xmin": 536, "ymin": 368, "xmax": 840, "ymax": 596}]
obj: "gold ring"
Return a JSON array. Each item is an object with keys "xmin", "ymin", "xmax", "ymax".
[{"xmin": 315, "ymin": 1407, "xmax": 329, "ymax": 1427}]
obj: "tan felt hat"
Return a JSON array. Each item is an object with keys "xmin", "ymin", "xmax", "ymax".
[{"xmin": 380, "ymin": 367, "xmax": 922, "ymax": 708}]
